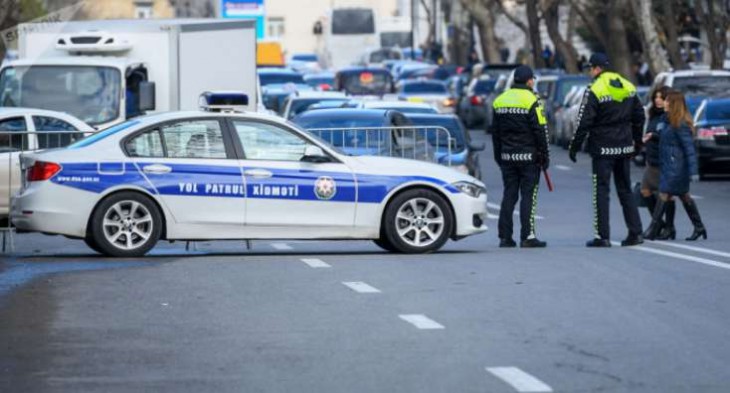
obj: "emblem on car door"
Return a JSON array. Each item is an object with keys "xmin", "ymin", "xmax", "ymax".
[{"xmin": 314, "ymin": 176, "xmax": 337, "ymax": 200}]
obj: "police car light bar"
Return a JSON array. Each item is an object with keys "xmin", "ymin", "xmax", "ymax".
[{"xmin": 199, "ymin": 91, "xmax": 249, "ymax": 112}]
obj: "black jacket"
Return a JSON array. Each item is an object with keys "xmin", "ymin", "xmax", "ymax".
[
  {"xmin": 645, "ymin": 112, "xmax": 666, "ymax": 167},
  {"xmin": 490, "ymin": 85, "xmax": 550, "ymax": 167},
  {"xmin": 568, "ymin": 71, "xmax": 646, "ymax": 158}
]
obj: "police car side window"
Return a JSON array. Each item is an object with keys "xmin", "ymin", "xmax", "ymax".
[
  {"xmin": 233, "ymin": 121, "xmax": 307, "ymax": 161},
  {"xmin": 161, "ymin": 120, "xmax": 226, "ymax": 159},
  {"xmin": 126, "ymin": 129, "xmax": 164, "ymax": 157}
]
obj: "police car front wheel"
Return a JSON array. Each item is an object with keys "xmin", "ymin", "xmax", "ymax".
[
  {"xmin": 90, "ymin": 192, "xmax": 162, "ymax": 257},
  {"xmin": 383, "ymin": 189, "xmax": 453, "ymax": 254}
]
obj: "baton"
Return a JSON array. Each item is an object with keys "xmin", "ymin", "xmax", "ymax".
[{"xmin": 543, "ymin": 169, "xmax": 554, "ymax": 192}]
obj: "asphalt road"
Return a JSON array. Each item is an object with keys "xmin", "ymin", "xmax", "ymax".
[{"xmin": 2, "ymin": 130, "xmax": 730, "ymax": 392}]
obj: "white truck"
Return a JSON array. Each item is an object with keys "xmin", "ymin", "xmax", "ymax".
[{"xmin": 0, "ymin": 19, "xmax": 258, "ymax": 129}]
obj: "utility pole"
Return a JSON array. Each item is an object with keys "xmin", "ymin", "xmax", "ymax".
[{"xmin": 410, "ymin": 0, "xmax": 416, "ymax": 59}]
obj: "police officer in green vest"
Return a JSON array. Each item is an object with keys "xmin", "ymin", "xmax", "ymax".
[
  {"xmin": 568, "ymin": 53, "xmax": 646, "ymax": 247},
  {"xmin": 491, "ymin": 65, "xmax": 550, "ymax": 248}
]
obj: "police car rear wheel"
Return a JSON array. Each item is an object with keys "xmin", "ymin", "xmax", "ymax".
[
  {"xmin": 384, "ymin": 189, "xmax": 453, "ymax": 254},
  {"xmin": 90, "ymin": 192, "xmax": 162, "ymax": 257}
]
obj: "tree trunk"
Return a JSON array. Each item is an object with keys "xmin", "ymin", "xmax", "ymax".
[
  {"xmin": 459, "ymin": 0, "xmax": 501, "ymax": 63},
  {"xmin": 543, "ymin": 0, "xmax": 579, "ymax": 73},
  {"xmin": 630, "ymin": 0, "xmax": 671, "ymax": 75},
  {"xmin": 495, "ymin": 0, "xmax": 532, "ymax": 64},
  {"xmin": 526, "ymin": 0, "xmax": 545, "ymax": 68},
  {"xmin": 696, "ymin": 0, "xmax": 729, "ymax": 69},
  {"xmin": 567, "ymin": 0, "xmax": 608, "ymax": 49},
  {"xmin": 606, "ymin": 0, "xmax": 633, "ymax": 80},
  {"xmin": 659, "ymin": 0, "xmax": 686, "ymax": 69}
]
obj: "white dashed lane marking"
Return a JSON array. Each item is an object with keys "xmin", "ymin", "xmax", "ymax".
[
  {"xmin": 270, "ymin": 242, "xmax": 292, "ymax": 250},
  {"xmin": 486, "ymin": 367, "xmax": 553, "ymax": 392},
  {"xmin": 300, "ymin": 258, "xmax": 331, "ymax": 268},
  {"xmin": 398, "ymin": 314, "xmax": 445, "ymax": 330},
  {"xmin": 342, "ymin": 281, "xmax": 381, "ymax": 293},
  {"xmin": 555, "ymin": 165, "xmax": 571, "ymax": 171}
]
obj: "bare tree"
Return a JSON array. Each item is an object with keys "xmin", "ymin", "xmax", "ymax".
[
  {"xmin": 695, "ymin": 0, "xmax": 730, "ymax": 69},
  {"xmin": 656, "ymin": 0, "xmax": 687, "ymax": 70},
  {"xmin": 459, "ymin": 0, "xmax": 501, "ymax": 63},
  {"xmin": 526, "ymin": 0, "xmax": 545, "ymax": 67},
  {"xmin": 542, "ymin": 0, "xmax": 579, "ymax": 73},
  {"xmin": 630, "ymin": 0, "xmax": 671, "ymax": 75},
  {"xmin": 494, "ymin": 0, "xmax": 532, "ymax": 64}
]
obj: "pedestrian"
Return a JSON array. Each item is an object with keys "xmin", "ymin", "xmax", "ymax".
[
  {"xmin": 644, "ymin": 90, "xmax": 707, "ymax": 241},
  {"xmin": 640, "ymin": 86, "xmax": 674, "ymax": 239},
  {"xmin": 490, "ymin": 65, "xmax": 550, "ymax": 248},
  {"xmin": 568, "ymin": 53, "xmax": 646, "ymax": 247}
]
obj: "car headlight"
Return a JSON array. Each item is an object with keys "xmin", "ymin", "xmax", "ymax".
[{"xmin": 452, "ymin": 181, "xmax": 486, "ymax": 198}]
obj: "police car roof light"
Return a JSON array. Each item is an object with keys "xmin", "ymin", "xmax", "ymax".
[{"xmin": 199, "ymin": 91, "xmax": 249, "ymax": 112}]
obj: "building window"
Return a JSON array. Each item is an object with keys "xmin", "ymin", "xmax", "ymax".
[
  {"xmin": 268, "ymin": 17, "xmax": 285, "ymax": 39},
  {"xmin": 135, "ymin": 1, "xmax": 153, "ymax": 19}
]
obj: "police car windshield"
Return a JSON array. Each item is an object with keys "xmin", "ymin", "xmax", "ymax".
[
  {"xmin": 259, "ymin": 73, "xmax": 305, "ymax": 86},
  {"xmin": 402, "ymin": 82, "xmax": 448, "ymax": 94}
]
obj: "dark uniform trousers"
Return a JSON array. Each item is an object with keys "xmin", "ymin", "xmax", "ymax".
[
  {"xmin": 498, "ymin": 164, "xmax": 540, "ymax": 241},
  {"xmin": 592, "ymin": 157, "xmax": 642, "ymax": 239}
]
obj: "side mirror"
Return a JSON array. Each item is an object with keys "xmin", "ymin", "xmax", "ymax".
[
  {"xmin": 469, "ymin": 141, "xmax": 486, "ymax": 151},
  {"xmin": 139, "ymin": 81, "xmax": 156, "ymax": 112},
  {"xmin": 302, "ymin": 145, "xmax": 330, "ymax": 163}
]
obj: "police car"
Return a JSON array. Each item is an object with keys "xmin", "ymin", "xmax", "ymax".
[{"xmin": 11, "ymin": 101, "xmax": 488, "ymax": 257}]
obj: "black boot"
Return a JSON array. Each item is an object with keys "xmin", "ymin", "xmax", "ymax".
[
  {"xmin": 682, "ymin": 198, "xmax": 708, "ymax": 241},
  {"xmin": 657, "ymin": 200, "xmax": 676, "ymax": 240},
  {"xmin": 642, "ymin": 194, "xmax": 664, "ymax": 238},
  {"xmin": 644, "ymin": 198, "xmax": 667, "ymax": 241},
  {"xmin": 644, "ymin": 193, "xmax": 657, "ymax": 215}
]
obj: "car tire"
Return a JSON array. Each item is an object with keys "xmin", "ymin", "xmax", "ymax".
[
  {"xmin": 90, "ymin": 192, "xmax": 162, "ymax": 257},
  {"xmin": 83, "ymin": 237, "xmax": 105, "ymax": 255},
  {"xmin": 373, "ymin": 238, "xmax": 398, "ymax": 252},
  {"xmin": 382, "ymin": 188, "xmax": 454, "ymax": 254}
]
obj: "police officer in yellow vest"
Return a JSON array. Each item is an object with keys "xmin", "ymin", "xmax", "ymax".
[
  {"xmin": 568, "ymin": 53, "xmax": 646, "ymax": 247},
  {"xmin": 491, "ymin": 65, "xmax": 550, "ymax": 248}
]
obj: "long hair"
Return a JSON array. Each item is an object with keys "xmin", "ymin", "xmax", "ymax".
[
  {"xmin": 649, "ymin": 86, "xmax": 670, "ymax": 118},
  {"xmin": 665, "ymin": 90, "xmax": 695, "ymax": 134}
]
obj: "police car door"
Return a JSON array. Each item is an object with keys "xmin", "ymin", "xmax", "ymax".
[
  {"xmin": 125, "ymin": 118, "xmax": 246, "ymax": 234},
  {"xmin": 231, "ymin": 119, "xmax": 356, "ymax": 235}
]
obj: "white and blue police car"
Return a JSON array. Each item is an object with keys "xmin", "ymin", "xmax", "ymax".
[{"xmin": 11, "ymin": 98, "xmax": 488, "ymax": 257}]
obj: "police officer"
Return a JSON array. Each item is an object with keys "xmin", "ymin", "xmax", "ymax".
[
  {"xmin": 568, "ymin": 53, "xmax": 646, "ymax": 247},
  {"xmin": 491, "ymin": 65, "xmax": 550, "ymax": 248}
]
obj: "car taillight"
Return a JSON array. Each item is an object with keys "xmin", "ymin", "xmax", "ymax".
[
  {"xmin": 319, "ymin": 83, "xmax": 332, "ymax": 91},
  {"xmin": 470, "ymin": 96, "xmax": 483, "ymax": 105},
  {"xmin": 27, "ymin": 161, "xmax": 61, "ymax": 182},
  {"xmin": 697, "ymin": 127, "xmax": 728, "ymax": 140}
]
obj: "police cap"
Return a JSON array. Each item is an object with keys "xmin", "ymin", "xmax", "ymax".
[
  {"xmin": 587, "ymin": 53, "xmax": 610, "ymax": 69},
  {"xmin": 513, "ymin": 65, "xmax": 535, "ymax": 84}
]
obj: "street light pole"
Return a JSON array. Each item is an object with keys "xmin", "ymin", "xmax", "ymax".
[{"xmin": 410, "ymin": 0, "xmax": 416, "ymax": 60}]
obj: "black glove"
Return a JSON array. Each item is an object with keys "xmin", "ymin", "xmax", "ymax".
[
  {"xmin": 569, "ymin": 149, "xmax": 577, "ymax": 163},
  {"xmin": 537, "ymin": 153, "xmax": 550, "ymax": 170},
  {"xmin": 633, "ymin": 141, "xmax": 643, "ymax": 157}
]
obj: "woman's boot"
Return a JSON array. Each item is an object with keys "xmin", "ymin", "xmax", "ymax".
[
  {"xmin": 682, "ymin": 198, "xmax": 708, "ymax": 241},
  {"xmin": 656, "ymin": 200, "xmax": 676, "ymax": 240},
  {"xmin": 643, "ymin": 198, "xmax": 667, "ymax": 240}
]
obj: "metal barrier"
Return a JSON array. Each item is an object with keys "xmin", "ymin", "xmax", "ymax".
[
  {"xmin": 1, "ymin": 130, "xmax": 94, "ymax": 253},
  {"xmin": 305, "ymin": 126, "xmax": 454, "ymax": 165}
]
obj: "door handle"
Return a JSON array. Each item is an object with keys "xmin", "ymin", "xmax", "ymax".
[
  {"xmin": 142, "ymin": 164, "xmax": 172, "ymax": 175},
  {"xmin": 243, "ymin": 168, "xmax": 273, "ymax": 179}
]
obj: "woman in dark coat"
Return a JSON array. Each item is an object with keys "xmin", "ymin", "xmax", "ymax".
[
  {"xmin": 645, "ymin": 91, "xmax": 707, "ymax": 241},
  {"xmin": 640, "ymin": 86, "xmax": 673, "ymax": 239}
]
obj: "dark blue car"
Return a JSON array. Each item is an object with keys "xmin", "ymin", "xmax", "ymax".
[
  {"xmin": 292, "ymin": 109, "xmax": 429, "ymax": 160},
  {"xmin": 693, "ymin": 98, "xmax": 730, "ymax": 177},
  {"xmin": 258, "ymin": 68, "xmax": 305, "ymax": 87},
  {"xmin": 405, "ymin": 114, "xmax": 485, "ymax": 179}
]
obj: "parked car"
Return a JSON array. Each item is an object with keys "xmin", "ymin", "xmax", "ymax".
[
  {"xmin": 405, "ymin": 113, "xmax": 485, "ymax": 179},
  {"xmin": 257, "ymin": 68, "xmax": 305, "ymax": 87},
  {"xmin": 458, "ymin": 76, "xmax": 498, "ymax": 128},
  {"xmin": 554, "ymin": 85, "xmax": 587, "ymax": 148},
  {"xmin": 482, "ymin": 74, "xmax": 510, "ymax": 130},
  {"xmin": 280, "ymin": 91, "xmax": 349, "ymax": 120},
  {"xmin": 303, "ymin": 72, "xmax": 336, "ymax": 91},
  {"xmin": 395, "ymin": 79, "xmax": 455, "ymax": 113},
  {"xmin": 292, "ymin": 108, "xmax": 429, "ymax": 159},
  {"xmin": 535, "ymin": 74, "xmax": 591, "ymax": 143},
  {"xmin": 288, "ymin": 53, "xmax": 321, "ymax": 73},
  {"xmin": 334, "ymin": 66, "xmax": 395, "ymax": 96},
  {"xmin": 651, "ymin": 70, "xmax": 730, "ymax": 114},
  {"xmin": 358, "ymin": 100, "xmax": 438, "ymax": 114},
  {"xmin": 0, "ymin": 108, "xmax": 93, "ymax": 219},
  {"xmin": 261, "ymin": 83, "xmax": 313, "ymax": 114},
  {"xmin": 693, "ymin": 98, "xmax": 730, "ymax": 178}
]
